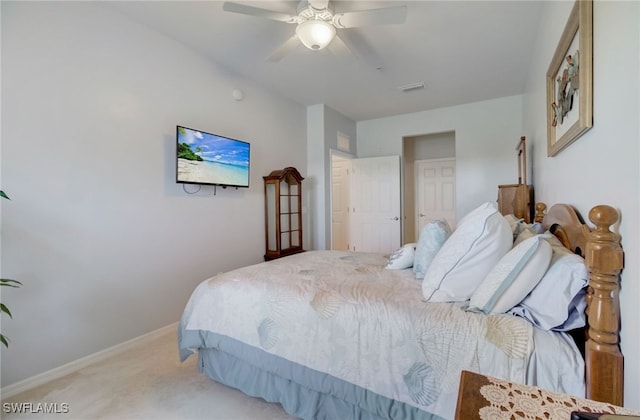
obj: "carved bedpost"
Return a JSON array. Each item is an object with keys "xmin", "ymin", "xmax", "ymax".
[
  {"xmin": 534, "ymin": 202, "xmax": 547, "ymax": 223},
  {"xmin": 585, "ymin": 205, "xmax": 624, "ymax": 405}
]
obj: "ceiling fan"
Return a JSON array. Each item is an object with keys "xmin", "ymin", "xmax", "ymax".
[{"xmin": 222, "ymin": 0, "xmax": 407, "ymax": 63}]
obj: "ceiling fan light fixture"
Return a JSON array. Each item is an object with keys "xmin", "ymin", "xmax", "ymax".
[{"xmin": 295, "ymin": 19, "xmax": 336, "ymax": 50}]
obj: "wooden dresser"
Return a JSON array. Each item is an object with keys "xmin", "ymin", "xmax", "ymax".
[{"xmin": 497, "ymin": 137, "xmax": 533, "ymax": 222}]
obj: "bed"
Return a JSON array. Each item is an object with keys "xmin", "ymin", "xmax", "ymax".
[{"xmin": 177, "ymin": 201, "xmax": 625, "ymax": 419}]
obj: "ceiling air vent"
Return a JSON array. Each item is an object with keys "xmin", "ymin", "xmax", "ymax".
[{"xmin": 398, "ymin": 82, "xmax": 425, "ymax": 93}]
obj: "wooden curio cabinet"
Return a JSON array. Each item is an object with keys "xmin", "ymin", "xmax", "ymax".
[{"xmin": 264, "ymin": 167, "xmax": 304, "ymax": 261}]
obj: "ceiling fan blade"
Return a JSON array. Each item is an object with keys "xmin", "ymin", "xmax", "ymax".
[
  {"xmin": 267, "ymin": 35, "xmax": 301, "ymax": 62},
  {"xmin": 327, "ymin": 35, "xmax": 355, "ymax": 61},
  {"xmin": 333, "ymin": 5, "xmax": 407, "ymax": 28},
  {"xmin": 337, "ymin": 31, "xmax": 383, "ymax": 70},
  {"xmin": 308, "ymin": 0, "xmax": 330, "ymax": 10},
  {"xmin": 222, "ymin": 2, "xmax": 297, "ymax": 23}
]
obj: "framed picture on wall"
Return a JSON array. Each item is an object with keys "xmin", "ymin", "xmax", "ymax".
[{"xmin": 546, "ymin": 0, "xmax": 593, "ymax": 157}]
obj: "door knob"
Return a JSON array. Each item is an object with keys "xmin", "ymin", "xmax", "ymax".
[
  {"xmin": 419, "ymin": 213, "xmax": 426, "ymax": 217},
  {"xmin": 391, "ymin": 216, "xmax": 399, "ymax": 221}
]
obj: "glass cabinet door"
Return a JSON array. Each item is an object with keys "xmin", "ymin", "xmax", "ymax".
[{"xmin": 265, "ymin": 183, "xmax": 277, "ymax": 253}]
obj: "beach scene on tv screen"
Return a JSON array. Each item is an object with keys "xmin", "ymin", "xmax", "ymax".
[{"xmin": 177, "ymin": 127, "xmax": 250, "ymax": 186}]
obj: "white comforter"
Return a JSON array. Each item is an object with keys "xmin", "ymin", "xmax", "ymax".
[{"xmin": 181, "ymin": 250, "xmax": 583, "ymax": 417}]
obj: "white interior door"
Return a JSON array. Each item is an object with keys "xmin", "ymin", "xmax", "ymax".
[
  {"xmin": 331, "ymin": 153, "xmax": 351, "ymax": 251},
  {"xmin": 349, "ymin": 156, "xmax": 401, "ymax": 253},
  {"xmin": 416, "ymin": 158, "xmax": 456, "ymax": 237}
]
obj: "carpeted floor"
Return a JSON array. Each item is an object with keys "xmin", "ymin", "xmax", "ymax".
[{"xmin": 1, "ymin": 329, "xmax": 295, "ymax": 420}]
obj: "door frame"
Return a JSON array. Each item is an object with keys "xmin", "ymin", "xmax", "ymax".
[{"xmin": 401, "ymin": 131, "xmax": 456, "ymax": 243}]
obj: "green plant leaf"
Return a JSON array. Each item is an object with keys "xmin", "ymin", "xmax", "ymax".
[
  {"xmin": 1, "ymin": 334, "xmax": 8, "ymax": 348},
  {"xmin": 0, "ymin": 279, "xmax": 22, "ymax": 287},
  {"xmin": 1, "ymin": 303, "xmax": 13, "ymax": 318},
  {"xmin": 0, "ymin": 190, "xmax": 9, "ymax": 200}
]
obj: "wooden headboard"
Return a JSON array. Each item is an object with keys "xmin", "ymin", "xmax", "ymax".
[{"xmin": 534, "ymin": 203, "xmax": 624, "ymax": 406}]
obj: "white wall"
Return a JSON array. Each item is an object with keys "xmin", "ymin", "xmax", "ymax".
[
  {"xmin": 357, "ymin": 95, "xmax": 524, "ymax": 219},
  {"xmin": 306, "ymin": 105, "xmax": 326, "ymax": 250},
  {"xmin": 407, "ymin": 132, "xmax": 456, "ymax": 161},
  {"xmin": 522, "ymin": 1, "xmax": 639, "ymax": 408},
  {"xmin": 0, "ymin": 1, "xmax": 307, "ymax": 387}
]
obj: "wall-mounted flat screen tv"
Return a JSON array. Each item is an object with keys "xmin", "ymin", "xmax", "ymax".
[{"xmin": 176, "ymin": 125, "xmax": 250, "ymax": 188}]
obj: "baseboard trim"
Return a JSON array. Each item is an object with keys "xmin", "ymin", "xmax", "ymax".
[{"xmin": 1, "ymin": 321, "xmax": 179, "ymax": 399}]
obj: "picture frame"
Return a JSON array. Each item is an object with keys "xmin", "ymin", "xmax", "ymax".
[{"xmin": 546, "ymin": 0, "xmax": 593, "ymax": 157}]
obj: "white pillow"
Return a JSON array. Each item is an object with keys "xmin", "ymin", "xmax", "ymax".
[
  {"xmin": 503, "ymin": 214, "xmax": 522, "ymax": 239},
  {"xmin": 468, "ymin": 235, "xmax": 553, "ymax": 314},
  {"xmin": 422, "ymin": 202, "xmax": 513, "ymax": 302},
  {"xmin": 509, "ymin": 234, "xmax": 589, "ymax": 331},
  {"xmin": 413, "ymin": 220, "xmax": 452, "ymax": 278},
  {"xmin": 385, "ymin": 243, "xmax": 416, "ymax": 270}
]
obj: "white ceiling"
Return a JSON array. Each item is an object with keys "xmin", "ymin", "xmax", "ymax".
[{"xmin": 107, "ymin": 1, "xmax": 545, "ymax": 121}]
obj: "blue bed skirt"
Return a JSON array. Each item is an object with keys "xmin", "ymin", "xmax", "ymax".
[{"xmin": 179, "ymin": 328, "xmax": 442, "ymax": 420}]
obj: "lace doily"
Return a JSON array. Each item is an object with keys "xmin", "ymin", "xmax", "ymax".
[{"xmin": 478, "ymin": 376, "xmax": 640, "ymax": 419}]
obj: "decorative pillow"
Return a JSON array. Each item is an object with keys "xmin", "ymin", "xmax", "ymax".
[
  {"xmin": 385, "ymin": 243, "xmax": 416, "ymax": 270},
  {"xmin": 468, "ymin": 235, "xmax": 552, "ymax": 314},
  {"xmin": 422, "ymin": 202, "xmax": 513, "ymax": 302},
  {"xmin": 513, "ymin": 222, "xmax": 544, "ymax": 246},
  {"xmin": 413, "ymin": 220, "xmax": 452, "ymax": 278},
  {"xmin": 508, "ymin": 234, "xmax": 589, "ymax": 331},
  {"xmin": 503, "ymin": 214, "xmax": 523, "ymax": 240},
  {"xmin": 513, "ymin": 227, "xmax": 535, "ymax": 246}
]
